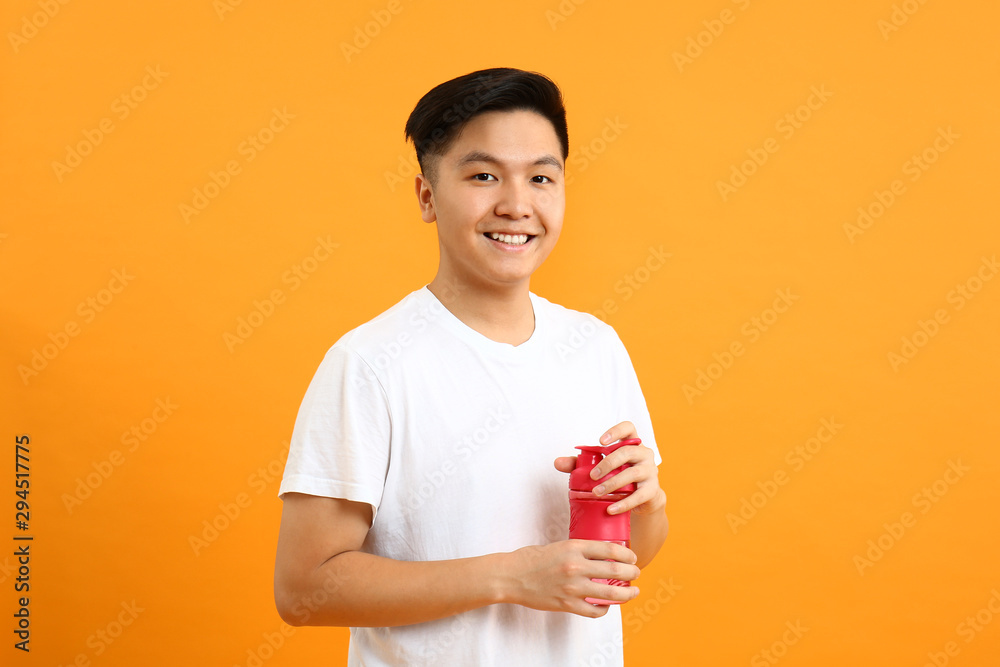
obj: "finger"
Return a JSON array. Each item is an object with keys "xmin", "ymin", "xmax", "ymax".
[
  {"xmin": 553, "ymin": 456, "xmax": 576, "ymax": 473},
  {"xmin": 585, "ymin": 580, "xmax": 640, "ymax": 605},
  {"xmin": 591, "ymin": 445, "xmax": 653, "ymax": 479},
  {"xmin": 592, "ymin": 464, "xmax": 649, "ymax": 495},
  {"xmin": 578, "ymin": 539, "xmax": 637, "ymax": 565},
  {"xmin": 630, "ymin": 489, "xmax": 668, "ymax": 517},
  {"xmin": 590, "ymin": 558, "xmax": 641, "ymax": 584},
  {"xmin": 571, "ymin": 600, "xmax": 611, "ymax": 618},
  {"xmin": 604, "ymin": 485, "xmax": 657, "ymax": 515},
  {"xmin": 599, "ymin": 421, "xmax": 636, "ymax": 445}
]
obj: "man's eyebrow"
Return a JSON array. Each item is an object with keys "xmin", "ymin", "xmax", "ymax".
[{"xmin": 455, "ymin": 150, "xmax": 564, "ymax": 172}]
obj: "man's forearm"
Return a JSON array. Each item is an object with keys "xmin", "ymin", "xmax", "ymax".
[
  {"xmin": 277, "ymin": 549, "xmax": 509, "ymax": 628},
  {"xmin": 630, "ymin": 489, "xmax": 668, "ymax": 569}
]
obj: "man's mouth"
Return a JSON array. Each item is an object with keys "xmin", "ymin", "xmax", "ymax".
[{"xmin": 485, "ymin": 232, "xmax": 534, "ymax": 246}]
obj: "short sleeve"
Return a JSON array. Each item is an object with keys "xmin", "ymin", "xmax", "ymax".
[
  {"xmin": 609, "ymin": 330, "xmax": 661, "ymax": 467},
  {"xmin": 278, "ymin": 344, "xmax": 392, "ymax": 521}
]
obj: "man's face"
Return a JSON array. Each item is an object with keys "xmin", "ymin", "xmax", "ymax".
[{"xmin": 415, "ymin": 110, "xmax": 565, "ymax": 293}]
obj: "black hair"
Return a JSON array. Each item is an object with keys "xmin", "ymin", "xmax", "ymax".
[{"xmin": 403, "ymin": 67, "xmax": 569, "ymax": 184}]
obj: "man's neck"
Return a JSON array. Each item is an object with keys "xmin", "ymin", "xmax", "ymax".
[{"xmin": 427, "ymin": 276, "xmax": 535, "ymax": 346}]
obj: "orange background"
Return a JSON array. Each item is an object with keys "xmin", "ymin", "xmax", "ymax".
[{"xmin": 3, "ymin": 0, "xmax": 999, "ymax": 665}]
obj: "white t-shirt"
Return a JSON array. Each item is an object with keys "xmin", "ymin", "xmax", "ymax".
[{"xmin": 279, "ymin": 286, "xmax": 660, "ymax": 667}]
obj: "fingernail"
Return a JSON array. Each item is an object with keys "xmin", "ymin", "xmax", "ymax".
[
  {"xmin": 594, "ymin": 485, "xmax": 606, "ymax": 496},
  {"xmin": 600, "ymin": 433, "xmax": 612, "ymax": 444},
  {"xmin": 608, "ymin": 503, "xmax": 620, "ymax": 513}
]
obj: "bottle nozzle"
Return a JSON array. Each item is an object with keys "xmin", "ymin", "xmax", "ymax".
[{"xmin": 570, "ymin": 438, "xmax": 642, "ymax": 492}]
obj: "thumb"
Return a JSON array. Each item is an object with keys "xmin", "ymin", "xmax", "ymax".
[{"xmin": 553, "ymin": 456, "xmax": 576, "ymax": 473}]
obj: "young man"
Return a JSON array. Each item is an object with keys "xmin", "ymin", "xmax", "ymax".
[{"xmin": 274, "ymin": 68, "xmax": 668, "ymax": 666}]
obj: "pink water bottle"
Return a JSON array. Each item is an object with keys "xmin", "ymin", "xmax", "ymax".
[{"xmin": 568, "ymin": 438, "xmax": 641, "ymax": 605}]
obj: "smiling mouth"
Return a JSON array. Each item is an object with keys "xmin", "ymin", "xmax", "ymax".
[{"xmin": 485, "ymin": 232, "xmax": 534, "ymax": 246}]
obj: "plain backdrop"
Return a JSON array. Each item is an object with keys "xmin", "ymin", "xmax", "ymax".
[{"xmin": 3, "ymin": 0, "xmax": 999, "ymax": 665}]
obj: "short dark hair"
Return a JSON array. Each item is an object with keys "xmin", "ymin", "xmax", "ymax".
[{"xmin": 404, "ymin": 68, "xmax": 569, "ymax": 185}]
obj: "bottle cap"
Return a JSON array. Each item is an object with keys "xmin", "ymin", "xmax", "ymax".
[{"xmin": 569, "ymin": 438, "xmax": 641, "ymax": 493}]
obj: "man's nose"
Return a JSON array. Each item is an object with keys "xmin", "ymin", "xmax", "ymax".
[{"xmin": 494, "ymin": 180, "xmax": 532, "ymax": 219}]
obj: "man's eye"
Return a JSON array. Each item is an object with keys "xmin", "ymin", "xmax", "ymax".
[
  {"xmin": 472, "ymin": 173, "xmax": 496, "ymax": 181},
  {"xmin": 532, "ymin": 175, "xmax": 553, "ymax": 184}
]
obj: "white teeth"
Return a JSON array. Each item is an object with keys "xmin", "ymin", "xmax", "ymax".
[{"xmin": 489, "ymin": 233, "xmax": 529, "ymax": 245}]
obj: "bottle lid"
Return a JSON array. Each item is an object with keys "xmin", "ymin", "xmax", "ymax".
[{"xmin": 569, "ymin": 438, "xmax": 642, "ymax": 493}]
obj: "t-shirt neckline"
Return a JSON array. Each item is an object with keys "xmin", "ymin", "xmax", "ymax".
[{"xmin": 418, "ymin": 285, "xmax": 545, "ymax": 360}]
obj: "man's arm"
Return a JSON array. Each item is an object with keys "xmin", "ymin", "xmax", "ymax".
[
  {"xmin": 273, "ymin": 492, "xmax": 642, "ymax": 627},
  {"xmin": 629, "ymin": 490, "xmax": 669, "ymax": 569}
]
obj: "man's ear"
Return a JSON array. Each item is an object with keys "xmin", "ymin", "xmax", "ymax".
[{"xmin": 414, "ymin": 173, "xmax": 436, "ymax": 224}]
